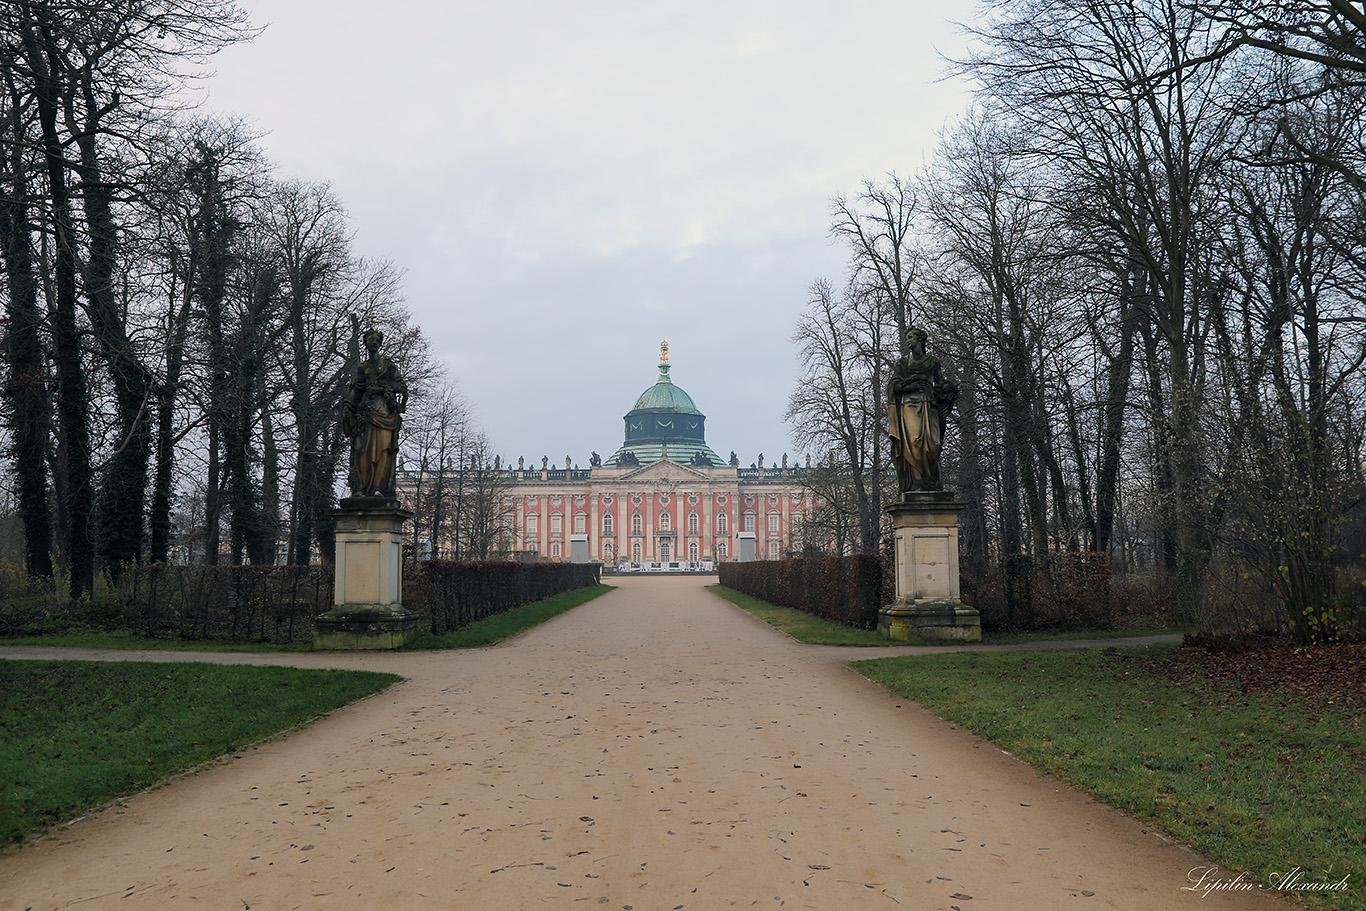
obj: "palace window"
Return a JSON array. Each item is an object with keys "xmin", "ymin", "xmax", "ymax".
[
  {"xmin": 603, "ymin": 514, "xmax": 614, "ymax": 536},
  {"xmin": 718, "ymin": 541, "xmax": 728, "ymax": 558},
  {"xmin": 717, "ymin": 513, "xmax": 728, "ymax": 534},
  {"xmin": 527, "ymin": 514, "xmax": 539, "ymax": 537},
  {"xmin": 688, "ymin": 541, "xmax": 698, "ymax": 561},
  {"xmin": 743, "ymin": 512, "xmax": 756, "ymax": 533},
  {"xmin": 573, "ymin": 512, "xmax": 586, "ymax": 535},
  {"xmin": 660, "ymin": 541, "xmax": 671, "ymax": 561},
  {"xmin": 552, "ymin": 542, "xmax": 561, "ymax": 558},
  {"xmin": 688, "ymin": 512, "xmax": 698, "ymax": 535},
  {"xmin": 660, "ymin": 511, "xmax": 671, "ymax": 531},
  {"xmin": 632, "ymin": 512, "xmax": 642, "ymax": 535},
  {"xmin": 769, "ymin": 540, "xmax": 779, "ymax": 559},
  {"xmin": 768, "ymin": 515, "xmax": 779, "ymax": 535},
  {"xmin": 632, "ymin": 542, "xmax": 641, "ymax": 562},
  {"xmin": 550, "ymin": 513, "xmax": 562, "ymax": 537}
]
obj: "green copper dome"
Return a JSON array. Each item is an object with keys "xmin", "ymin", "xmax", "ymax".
[
  {"xmin": 630, "ymin": 376, "xmax": 701, "ymax": 413},
  {"xmin": 605, "ymin": 341, "xmax": 724, "ymax": 468}
]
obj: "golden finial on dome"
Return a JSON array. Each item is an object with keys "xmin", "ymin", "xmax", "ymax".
[{"xmin": 660, "ymin": 339, "xmax": 669, "ymax": 364}]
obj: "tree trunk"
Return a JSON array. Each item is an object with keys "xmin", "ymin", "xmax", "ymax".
[
  {"xmin": 0, "ymin": 81, "xmax": 53, "ymax": 577},
  {"xmin": 21, "ymin": 7, "xmax": 94, "ymax": 597},
  {"xmin": 72, "ymin": 115, "xmax": 150, "ymax": 577}
]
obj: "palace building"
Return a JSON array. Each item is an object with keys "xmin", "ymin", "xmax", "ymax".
[{"xmin": 501, "ymin": 342, "xmax": 813, "ymax": 565}]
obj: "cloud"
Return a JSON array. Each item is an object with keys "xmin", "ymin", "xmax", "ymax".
[{"xmin": 203, "ymin": 0, "xmax": 976, "ymax": 464}]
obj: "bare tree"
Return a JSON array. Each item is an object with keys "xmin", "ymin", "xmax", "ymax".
[
  {"xmin": 786, "ymin": 278, "xmax": 890, "ymax": 553},
  {"xmin": 958, "ymin": 0, "xmax": 1255, "ymax": 624},
  {"xmin": 0, "ymin": 44, "xmax": 53, "ymax": 577},
  {"xmin": 829, "ymin": 174, "xmax": 919, "ymax": 356},
  {"xmin": 1209, "ymin": 77, "xmax": 1366, "ymax": 641},
  {"xmin": 0, "ymin": 0, "xmax": 253, "ymax": 590}
]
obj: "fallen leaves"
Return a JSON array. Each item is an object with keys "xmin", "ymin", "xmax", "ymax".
[{"xmin": 1146, "ymin": 643, "xmax": 1366, "ymax": 707}]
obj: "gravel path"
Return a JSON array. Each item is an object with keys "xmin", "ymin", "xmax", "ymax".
[{"xmin": 1, "ymin": 576, "xmax": 1285, "ymax": 910}]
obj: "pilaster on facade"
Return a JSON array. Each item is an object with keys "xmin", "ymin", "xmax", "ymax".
[{"xmin": 488, "ymin": 460, "xmax": 813, "ymax": 564}]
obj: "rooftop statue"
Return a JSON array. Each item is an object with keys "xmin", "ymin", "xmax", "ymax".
[
  {"xmin": 888, "ymin": 326, "xmax": 958, "ymax": 495},
  {"xmin": 342, "ymin": 328, "xmax": 407, "ymax": 499}
]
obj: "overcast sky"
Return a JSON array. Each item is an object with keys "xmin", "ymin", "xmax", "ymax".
[{"xmin": 202, "ymin": 0, "xmax": 979, "ymax": 469}]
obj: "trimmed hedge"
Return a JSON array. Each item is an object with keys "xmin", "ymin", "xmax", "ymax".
[
  {"xmin": 0, "ymin": 561, "xmax": 602, "ymax": 643},
  {"xmin": 114, "ymin": 564, "xmax": 330, "ymax": 642},
  {"xmin": 407, "ymin": 561, "xmax": 601, "ymax": 635},
  {"xmin": 719, "ymin": 556, "xmax": 884, "ymax": 629}
]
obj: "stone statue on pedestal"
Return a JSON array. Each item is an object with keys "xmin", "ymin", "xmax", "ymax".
[
  {"xmin": 322, "ymin": 326, "xmax": 418, "ymax": 649},
  {"xmin": 879, "ymin": 325, "xmax": 979, "ymax": 643},
  {"xmin": 342, "ymin": 328, "xmax": 408, "ymax": 499},
  {"xmin": 888, "ymin": 326, "xmax": 958, "ymax": 496}
]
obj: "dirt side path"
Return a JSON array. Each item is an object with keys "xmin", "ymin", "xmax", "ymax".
[{"xmin": 2, "ymin": 578, "xmax": 1288, "ymax": 911}]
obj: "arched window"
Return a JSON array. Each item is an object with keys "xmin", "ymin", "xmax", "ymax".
[
  {"xmin": 632, "ymin": 542, "xmax": 641, "ymax": 562},
  {"xmin": 718, "ymin": 541, "xmax": 728, "ymax": 558},
  {"xmin": 688, "ymin": 541, "xmax": 698, "ymax": 561},
  {"xmin": 688, "ymin": 512, "xmax": 698, "ymax": 535},
  {"xmin": 552, "ymin": 542, "xmax": 562, "ymax": 558},
  {"xmin": 604, "ymin": 542, "xmax": 615, "ymax": 560},
  {"xmin": 660, "ymin": 540, "xmax": 671, "ymax": 561},
  {"xmin": 660, "ymin": 511, "xmax": 671, "ymax": 531},
  {"xmin": 632, "ymin": 512, "xmax": 642, "ymax": 535},
  {"xmin": 603, "ymin": 513, "xmax": 614, "ymax": 536},
  {"xmin": 717, "ymin": 512, "xmax": 728, "ymax": 534},
  {"xmin": 768, "ymin": 540, "xmax": 780, "ymax": 559}
]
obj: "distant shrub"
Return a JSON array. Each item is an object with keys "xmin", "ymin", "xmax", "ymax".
[
  {"xmin": 0, "ymin": 561, "xmax": 66, "ymax": 636},
  {"xmin": 968, "ymin": 552, "xmax": 1173, "ymax": 633}
]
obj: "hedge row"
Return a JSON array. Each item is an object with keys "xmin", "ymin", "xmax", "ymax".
[
  {"xmin": 0, "ymin": 561, "xmax": 601, "ymax": 643},
  {"xmin": 114, "ymin": 564, "xmax": 331, "ymax": 642},
  {"xmin": 408, "ymin": 561, "xmax": 601, "ymax": 635},
  {"xmin": 719, "ymin": 551, "xmax": 1144, "ymax": 635},
  {"xmin": 719, "ymin": 556, "xmax": 885, "ymax": 629}
]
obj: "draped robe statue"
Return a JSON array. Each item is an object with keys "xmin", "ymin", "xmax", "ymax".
[
  {"xmin": 343, "ymin": 329, "xmax": 408, "ymax": 499},
  {"xmin": 888, "ymin": 327, "xmax": 958, "ymax": 495}
]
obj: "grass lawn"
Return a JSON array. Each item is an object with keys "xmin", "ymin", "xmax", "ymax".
[
  {"xmin": 853, "ymin": 645, "xmax": 1365, "ymax": 910},
  {"xmin": 405, "ymin": 584, "xmax": 614, "ymax": 649},
  {"xmin": 0, "ymin": 660, "xmax": 400, "ymax": 848}
]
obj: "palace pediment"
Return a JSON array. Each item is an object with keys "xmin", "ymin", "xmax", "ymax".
[{"xmin": 618, "ymin": 458, "xmax": 710, "ymax": 483}]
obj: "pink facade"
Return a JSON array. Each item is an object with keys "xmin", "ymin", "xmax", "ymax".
[
  {"xmin": 498, "ymin": 342, "xmax": 814, "ymax": 563},
  {"xmin": 505, "ymin": 461, "xmax": 812, "ymax": 563}
]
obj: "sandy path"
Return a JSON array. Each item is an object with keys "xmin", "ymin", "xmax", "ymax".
[{"xmin": 1, "ymin": 577, "xmax": 1287, "ymax": 910}]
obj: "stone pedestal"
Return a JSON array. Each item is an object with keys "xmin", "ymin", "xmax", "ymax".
[
  {"xmin": 315, "ymin": 498, "xmax": 420, "ymax": 650},
  {"xmin": 879, "ymin": 492, "xmax": 981, "ymax": 642}
]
